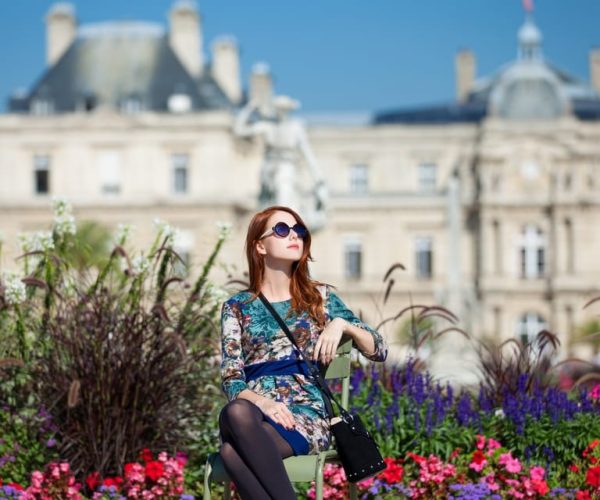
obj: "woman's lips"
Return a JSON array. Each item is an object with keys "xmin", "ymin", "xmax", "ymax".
[{"xmin": 287, "ymin": 244, "xmax": 299, "ymax": 249}]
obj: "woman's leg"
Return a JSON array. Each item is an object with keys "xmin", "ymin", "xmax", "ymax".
[{"xmin": 219, "ymin": 399, "xmax": 296, "ymax": 500}]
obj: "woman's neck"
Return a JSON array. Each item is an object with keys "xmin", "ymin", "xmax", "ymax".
[{"xmin": 260, "ymin": 267, "xmax": 292, "ymax": 301}]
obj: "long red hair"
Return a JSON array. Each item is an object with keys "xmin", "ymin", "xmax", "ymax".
[{"xmin": 244, "ymin": 205, "xmax": 329, "ymax": 328}]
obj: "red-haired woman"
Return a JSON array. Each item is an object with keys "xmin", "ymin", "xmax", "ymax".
[{"xmin": 218, "ymin": 206, "xmax": 388, "ymax": 499}]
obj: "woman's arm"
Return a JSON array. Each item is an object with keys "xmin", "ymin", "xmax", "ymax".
[
  {"xmin": 220, "ymin": 299, "xmax": 297, "ymax": 429},
  {"xmin": 338, "ymin": 318, "xmax": 377, "ymax": 357},
  {"xmin": 326, "ymin": 289, "xmax": 388, "ymax": 362},
  {"xmin": 220, "ymin": 300, "xmax": 249, "ymax": 400}
]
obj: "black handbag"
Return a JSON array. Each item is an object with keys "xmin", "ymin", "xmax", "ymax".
[{"xmin": 258, "ymin": 293, "xmax": 386, "ymax": 483}]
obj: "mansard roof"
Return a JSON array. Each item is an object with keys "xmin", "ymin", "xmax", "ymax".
[{"xmin": 9, "ymin": 21, "xmax": 232, "ymax": 114}]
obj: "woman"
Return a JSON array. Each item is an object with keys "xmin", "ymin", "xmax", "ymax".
[{"xmin": 219, "ymin": 205, "xmax": 388, "ymax": 499}]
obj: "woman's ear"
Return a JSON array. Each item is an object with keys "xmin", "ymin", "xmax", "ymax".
[{"xmin": 255, "ymin": 240, "xmax": 267, "ymax": 256}]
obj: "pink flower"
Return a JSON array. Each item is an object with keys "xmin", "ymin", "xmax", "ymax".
[
  {"xmin": 529, "ymin": 465, "xmax": 545, "ymax": 481},
  {"xmin": 357, "ymin": 476, "xmax": 375, "ymax": 489},
  {"xmin": 484, "ymin": 474, "xmax": 500, "ymax": 491},
  {"xmin": 31, "ymin": 471, "xmax": 44, "ymax": 488},
  {"xmin": 486, "ymin": 438, "xmax": 501, "ymax": 454},
  {"xmin": 499, "ymin": 452, "xmax": 522, "ymax": 473},
  {"xmin": 469, "ymin": 450, "xmax": 487, "ymax": 472},
  {"xmin": 476, "ymin": 434, "xmax": 486, "ymax": 450}
]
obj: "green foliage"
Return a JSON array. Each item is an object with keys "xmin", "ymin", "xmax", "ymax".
[
  {"xmin": 0, "ymin": 405, "xmax": 59, "ymax": 485},
  {"xmin": 0, "ymin": 199, "xmax": 233, "ymax": 487}
]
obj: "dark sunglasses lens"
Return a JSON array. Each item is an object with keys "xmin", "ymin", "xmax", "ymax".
[
  {"xmin": 273, "ymin": 222, "xmax": 291, "ymax": 237},
  {"xmin": 293, "ymin": 224, "xmax": 308, "ymax": 238}
]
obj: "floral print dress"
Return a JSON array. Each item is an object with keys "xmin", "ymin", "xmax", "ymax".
[{"xmin": 219, "ymin": 283, "xmax": 388, "ymax": 455}]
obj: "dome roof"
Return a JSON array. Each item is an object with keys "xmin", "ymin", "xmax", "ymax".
[{"xmin": 518, "ymin": 18, "xmax": 542, "ymax": 47}]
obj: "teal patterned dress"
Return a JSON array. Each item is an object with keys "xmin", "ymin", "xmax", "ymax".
[{"xmin": 219, "ymin": 283, "xmax": 388, "ymax": 455}]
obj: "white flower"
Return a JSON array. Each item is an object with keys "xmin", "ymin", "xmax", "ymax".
[
  {"xmin": 18, "ymin": 231, "xmax": 55, "ymax": 252},
  {"xmin": 53, "ymin": 214, "xmax": 77, "ymax": 237},
  {"xmin": 216, "ymin": 221, "xmax": 233, "ymax": 240},
  {"xmin": 17, "ymin": 233, "xmax": 35, "ymax": 253},
  {"xmin": 114, "ymin": 223, "xmax": 135, "ymax": 246},
  {"xmin": 153, "ymin": 218, "xmax": 179, "ymax": 245},
  {"xmin": 494, "ymin": 408, "xmax": 505, "ymax": 418},
  {"xmin": 52, "ymin": 196, "xmax": 73, "ymax": 217},
  {"xmin": 52, "ymin": 197, "xmax": 77, "ymax": 236},
  {"xmin": 131, "ymin": 254, "xmax": 150, "ymax": 275},
  {"xmin": 2, "ymin": 271, "xmax": 26, "ymax": 305},
  {"xmin": 35, "ymin": 231, "xmax": 55, "ymax": 251}
]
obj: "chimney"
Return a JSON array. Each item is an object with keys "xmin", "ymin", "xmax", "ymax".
[
  {"xmin": 590, "ymin": 48, "xmax": 600, "ymax": 96},
  {"xmin": 46, "ymin": 3, "xmax": 77, "ymax": 66},
  {"xmin": 455, "ymin": 49, "xmax": 476, "ymax": 103},
  {"xmin": 249, "ymin": 62, "xmax": 274, "ymax": 116},
  {"xmin": 211, "ymin": 36, "xmax": 241, "ymax": 104},
  {"xmin": 169, "ymin": 0, "xmax": 203, "ymax": 78}
]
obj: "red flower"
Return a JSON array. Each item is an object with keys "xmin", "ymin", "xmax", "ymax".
[
  {"xmin": 471, "ymin": 450, "xmax": 486, "ymax": 465},
  {"xmin": 124, "ymin": 463, "xmax": 137, "ymax": 477},
  {"xmin": 139, "ymin": 448, "xmax": 153, "ymax": 462},
  {"xmin": 586, "ymin": 466, "xmax": 600, "ymax": 488},
  {"xmin": 103, "ymin": 477, "xmax": 123, "ymax": 489},
  {"xmin": 569, "ymin": 464, "xmax": 580, "ymax": 473},
  {"xmin": 7, "ymin": 483, "xmax": 24, "ymax": 491},
  {"xmin": 407, "ymin": 452, "xmax": 426, "ymax": 464},
  {"xmin": 85, "ymin": 471, "xmax": 100, "ymax": 491},
  {"xmin": 589, "ymin": 440, "xmax": 600, "ymax": 450},
  {"xmin": 576, "ymin": 491, "xmax": 592, "ymax": 500},
  {"xmin": 532, "ymin": 479, "xmax": 549, "ymax": 496},
  {"xmin": 145, "ymin": 461, "xmax": 165, "ymax": 482},
  {"xmin": 591, "ymin": 457, "xmax": 599, "ymax": 464},
  {"xmin": 379, "ymin": 458, "xmax": 403, "ymax": 484}
]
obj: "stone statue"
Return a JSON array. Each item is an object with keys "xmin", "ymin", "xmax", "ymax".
[{"xmin": 233, "ymin": 95, "xmax": 328, "ymax": 230}]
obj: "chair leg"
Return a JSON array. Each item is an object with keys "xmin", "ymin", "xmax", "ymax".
[
  {"xmin": 223, "ymin": 481, "xmax": 232, "ymax": 500},
  {"xmin": 203, "ymin": 459, "xmax": 213, "ymax": 500},
  {"xmin": 349, "ymin": 482, "xmax": 358, "ymax": 500},
  {"xmin": 315, "ymin": 456, "xmax": 325, "ymax": 500}
]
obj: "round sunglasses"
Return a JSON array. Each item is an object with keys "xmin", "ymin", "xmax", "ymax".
[{"xmin": 259, "ymin": 221, "xmax": 309, "ymax": 240}]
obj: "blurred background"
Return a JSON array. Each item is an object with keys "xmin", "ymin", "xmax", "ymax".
[{"xmin": 1, "ymin": 0, "xmax": 600, "ymax": 383}]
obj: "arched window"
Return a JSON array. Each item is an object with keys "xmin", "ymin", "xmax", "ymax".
[
  {"xmin": 516, "ymin": 312, "xmax": 547, "ymax": 345},
  {"xmin": 519, "ymin": 224, "xmax": 545, "ymax": 278}
]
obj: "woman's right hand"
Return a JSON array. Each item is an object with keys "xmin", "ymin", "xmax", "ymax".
[{"xmin": 255, "ymin": 397, "xmax": 296, "ymax": 430}]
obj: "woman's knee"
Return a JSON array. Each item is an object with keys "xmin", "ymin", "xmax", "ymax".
[
  {"xmin": 219, "ymin": 442, "xmax": 239, "ymax": 465},
  {"xmin": 219, "ymin": 399, "xmax": 261, "ymax": 434}
]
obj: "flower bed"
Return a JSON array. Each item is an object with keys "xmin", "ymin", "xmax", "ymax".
[
  {"xmin": 305, "ymin": 436, "xmax": 600, "ymax": 499},
  {"xmin": 0, "ymin": 450, "xmax": 194, "ymax": 500}
]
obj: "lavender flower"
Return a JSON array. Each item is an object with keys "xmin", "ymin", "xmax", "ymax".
[{"xmin": 0, "ymin": 485, "xmax": 23, "ymax": 499}]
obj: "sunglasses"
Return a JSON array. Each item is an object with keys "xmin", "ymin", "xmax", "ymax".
[{"xmin": 259, "ymin": 221, "xmax": 309, "ymax": 240}]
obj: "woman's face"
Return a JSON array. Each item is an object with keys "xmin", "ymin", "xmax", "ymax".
[{"xmin": 255, "ymin": 210, "xmax": 305, "ymax": 264}]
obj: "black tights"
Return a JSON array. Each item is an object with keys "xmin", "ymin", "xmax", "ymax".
[{"xmin": 219, "ymin": 399, "xmax": 297, "ymax": 500}]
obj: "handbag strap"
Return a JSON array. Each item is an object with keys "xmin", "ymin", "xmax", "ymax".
[{"xmin": 258, "ymin": 292, "xmax": 352, "ymax": 421}]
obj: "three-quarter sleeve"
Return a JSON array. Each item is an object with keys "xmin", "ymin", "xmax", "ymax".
[
  {"xmin": 326, "ymin": 288, "xmax": 388, "ymax": 362},
  {"xmin": 220, "ymin": 299, "xmax": 248, "ymax": 401}
]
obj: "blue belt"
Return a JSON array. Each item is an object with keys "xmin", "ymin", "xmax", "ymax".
[{"xmin": 244, "ymin": 356, "xmax": 313, "ymax": 382}]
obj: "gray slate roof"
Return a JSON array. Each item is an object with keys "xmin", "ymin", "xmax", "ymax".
[
  {"xmin": 374, "ymin": 18, "xmax": 600, "ymax": 125},
  {"xmin": 9, "ymin": 21, "xmax": 232, "ymax": 113}
]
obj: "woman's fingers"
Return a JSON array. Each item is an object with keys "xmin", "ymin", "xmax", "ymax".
[
  {"xmin": 312, "ymin": 338, "xmax": 322, "ymax": 361},
  {"xmin": 273, "ymin": 405, "xmax": 295, "ymax": 429}
]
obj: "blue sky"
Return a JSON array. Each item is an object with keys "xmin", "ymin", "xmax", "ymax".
[{"xmin": 0, "ymin": 0, "xmax": 598, "ymax": 113}]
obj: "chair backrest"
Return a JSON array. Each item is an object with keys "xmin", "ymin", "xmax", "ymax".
[{"xmin": 322, "ymin": 336, "xmax": 353, "ymax": 410}]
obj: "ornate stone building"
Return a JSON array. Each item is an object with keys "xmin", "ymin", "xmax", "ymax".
[{"xmin": 2, "ymin": 2, "xmax": 600, "ymax": 378}]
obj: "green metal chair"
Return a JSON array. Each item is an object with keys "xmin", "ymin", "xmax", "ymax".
[{"xmin": 203, "ymin": 336, "xmax": 359, "ymax": 499}]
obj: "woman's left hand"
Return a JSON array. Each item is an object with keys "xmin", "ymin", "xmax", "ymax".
[{"xmin": 312, "ymin": 318, "xmax": 346, "ymax": 365}]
